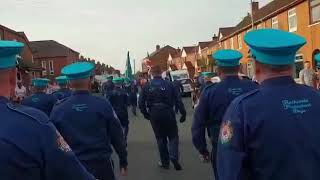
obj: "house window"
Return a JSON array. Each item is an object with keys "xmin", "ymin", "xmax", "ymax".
[
  {"xmin": 288, "ymin": 8, "xmax": 297, "ymax": 32},
  {"xmin": 246, "ymin": 61, "xmax": 254, "ymax": 78},
  {"xmin": 310, "ymin": 0, "xmax": 320, "ymax": 24},
  {"xmin": 41, "ymin": 61, "xmax": 47, "ymax": 76},
  {"xmin": 238, "ymin": 34, "xmax": 242, "ymax": 49},
  {"xmin": 31, "ymin": 55, "xmax": 34, "ymax": 63},
  {"xmin": 49, "ymin": 61, "xmax": 54, "ymax": 75},
  {"xmin": 272, "ymin": 17, "xmax": 279, "ymax": 29},
  {"xmin": 231, "ymin": 37, "xmax": 234, "ymax": 49},
  {"xmin": 224, "ymin": 41, "xmax": 228, "ymax": 49},
  {"xmin": 32, "ymin": 72, "xmax": 36, "ymax": 78},
  {"xmin": 294, "ymin": 54, "xmax": 304, "ymax": 79}
]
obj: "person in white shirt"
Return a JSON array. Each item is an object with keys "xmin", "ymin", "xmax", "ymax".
[
  {"xmin": 15, "ymin": 81, "xmax": 27, "ymax": 102},
  {"xmin": 299, "ymin": 61, "xmax": 315, "ymax": 87}
]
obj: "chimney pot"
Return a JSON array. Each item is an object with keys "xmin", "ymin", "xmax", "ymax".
[{"xmin": 156, "ymin": 45, "xmax": 161, "ymax": 51}]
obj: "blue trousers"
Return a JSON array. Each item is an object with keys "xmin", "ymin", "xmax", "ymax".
[
  {"xmin": 81, "ymin": 159, "xmax": 115, "ymax": 180},
  {"xmin": 150, "ymin": 106, "xmax": 180, "ymax": 165}
]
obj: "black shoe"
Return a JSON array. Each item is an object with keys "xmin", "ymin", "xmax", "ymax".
[
  {"xmin": 171, "ymin": 160, "xmax": 182, "ymax": 171},
  {"xmin": 158, "ymin": 161, "xmax": 170, "ymax": 170}
]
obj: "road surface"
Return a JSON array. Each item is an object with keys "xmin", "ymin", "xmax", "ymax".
[{"xmin": 113, "ymin": 98, "xmax": 213, "ymax": 180}]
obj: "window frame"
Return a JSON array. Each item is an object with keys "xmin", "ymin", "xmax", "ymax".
[
  {"xmin": 41, "ymin": 61, "xmax": 47, "ymax": 76},
  {"xmin": 230, "ymin": 37, "xmax": 234, "ymax": 49},
  {"xmin": 288, "ymin": 8, "xmax": 298, "ymax": 32},
  {"xmin": 271, "ymin": 17, "xmax": 279, "ymax": 29},
  {"xmin": 294, "ymin": 54, "xmax": 304, "ymax": 80},
  {"xmin": 246, "ymin": 61, "xmax": 254, "ymax": 78},
  {"xmin": 309, "ymin": 0, "xmax": 320, "ymax": 24},
  {"xmin": 238, "ymin": 34, "xmax": 242, "ymax": 50},
  {"xmin": 48, "ymin": 60, "xmax": 54, "ymax": 75}
]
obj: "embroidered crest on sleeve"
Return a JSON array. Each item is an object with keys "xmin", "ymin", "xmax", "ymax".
[
  {"xmin": 56, "ymin": 130, "xmax": 72, "ymax": 152},
  {"xmin": 220, "ymin": 121, "xmax": 233, "ymax": 144}
]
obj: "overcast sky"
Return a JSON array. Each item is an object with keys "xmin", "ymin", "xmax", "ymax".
[{"xmin": 1, "ymin": 0, "xmax": 269, "ymax": 72}]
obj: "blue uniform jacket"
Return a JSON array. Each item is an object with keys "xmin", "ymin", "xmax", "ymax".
[
  {"xmin": 0, "ymin": 96, "xmax": 95, "ymax": 180},
  {"xmin": 102, "ymin": 80, "xmax": 115, "ymax": 96},
  {"xmin": 200, "ymin": 81, "xmax": 213, "ymax": 93},
  {"xmin": 52, "ymin": 89, "xmax": 72, "ymax": 100},
  {"xmin": 21, "ymin": 92, "xmax": 57, "ymax": 116},
  {"xmin": 125, "ymin": 84, "xmax": 138, "ymax": 106},
  {"xmin": 217, "ymin": 76, "xmax": 320, "ymax": 180},
  {"xmin": 106, "ymin": 88, "xmax": 129, "ymax": 126},
  {"xmin": 139, "ymin": 77, "xmax": 186, "ymax": 117},
  {"xmin": 50, "ymin": 90, "xmax": 128, "ymax": 168},
  {"xmin": 192, "ymin": 76, "xmax": 258, "ymax": 155}
]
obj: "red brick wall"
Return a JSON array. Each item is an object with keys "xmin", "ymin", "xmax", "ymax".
[
  {"xmin": 35, "ymin": 56, "xmax": 68, "ymax": 82},
  {"xmin": 35, "ymin": 50, "xmax": 79, "ymax": 82},
  {"xmin": 67, "ymin": 50, "xmax": 80, "ymax": 64},
  {"xmin": 0, "ymin": 26, "xmax": 37, "ymax": 89},
  {"xmin": 2, "ymin": 29, "xmax": 33, "ymax": 63}
]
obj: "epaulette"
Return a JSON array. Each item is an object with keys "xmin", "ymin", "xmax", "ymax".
[
  {"xmin": 232, "ymin": 88, "xmax": 260, "ymax": 106},
  {"xmin": 51, "ymin": 90, "xmax": 58, "ymax": 95},
  {"xmin": 55, "ymin": 97, "xmax": 68, "ymax": 106},
  {"xmin": 204, "ymin": 82, "xmax": 218, "ymax": 91},
  {"xmin": 6, "ymin": 103, "xmax": 49, "ymax": 125}
]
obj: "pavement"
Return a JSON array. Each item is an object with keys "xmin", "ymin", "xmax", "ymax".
[{"xmin": 113, "ymin": 98, "xmax": 213, "ymax": 180}]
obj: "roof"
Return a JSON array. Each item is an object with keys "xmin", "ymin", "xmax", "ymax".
[
  {"xmin": 183, "ymin": 46, "xmax": 197, "ymax": 54},
  {"xmin": 30, "ymin": 40, "xmax": 79, "ymax": 58},
  {"xmin": 219, "ymin": 27, "xmax": 236, "ymax": 37},
  {"xmin": 170, "ymin": 49, "xmax": 182, "ymax": 58},
  {"xmin": 169, "ymin": 64, "xmax": 178, "ymax": 71},
  {"xmin": 185, "ymin": 61, "xmax": 194, "ymax": 69},
  {"xmin": 208, "ymin": 38, "xmax": 219, "ymax": 48},
  {"xmin": 199, "ymin": 41, "xmax": 211, "ymax": 49},
  {"xmin": 222, "ymin": 0, "xmax": 305, "ymax": 40},
  {"xmin": 146, "ymin": 45, "xmax": 180, "ymax": 62},
  {"xmin": 0, "ymin": 25, "xmax": 33, "ymax": 52},
  {"xmin": 254, "ymin": 0, "xmax": 301, "ymax": 22},
  {"xmin": 145, "ymin": 45, "xmax": 180, "ymax": 59}
]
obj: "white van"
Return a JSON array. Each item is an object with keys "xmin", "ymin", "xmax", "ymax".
[{"xmin": 169, "ymin": 70, "xmax": 193, "ymax": 95}]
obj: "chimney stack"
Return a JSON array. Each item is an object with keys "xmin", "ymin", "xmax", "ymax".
[
  {"xmin": 156, "ymin": 45, "xmax": 161, "ymax": 51},
  {"xmin": 212, "ymin": 34, "xmax": 218, "ymax": 40},
  {"xmin": 251, "ymin": 1, "xmax": 259, "ymax": 15}
]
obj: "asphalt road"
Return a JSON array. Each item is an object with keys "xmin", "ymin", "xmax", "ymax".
[{"xmin": 113, "ymin": 98, "xmax": 213, "ymax": 180}]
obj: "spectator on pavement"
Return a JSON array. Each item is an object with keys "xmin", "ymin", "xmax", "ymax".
[
  {"xmin": 299, "ymin": 61, "xmax": 315, "ymax": 87},
  {"xmin": 15, "ymin": 80, "xmax": 27, "ymax": 103}
]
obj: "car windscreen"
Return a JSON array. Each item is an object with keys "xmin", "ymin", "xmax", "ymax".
[{"xmin": 172, "ymin": 74, "xmax": 188, "ymax": 80}]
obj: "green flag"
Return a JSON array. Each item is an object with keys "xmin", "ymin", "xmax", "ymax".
[{"xmin": 125, "ymin": 51, "xmax": 133, "ymax": 79}]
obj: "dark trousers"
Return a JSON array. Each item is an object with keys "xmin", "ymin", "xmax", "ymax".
[
  {"xmin": 131, "ymin": 105, "xmax": 137, "ymax": 115},
  {"xmin": 123, "ymin": 125, "xmax": 129, "ymax": 146},
  {"xmin": 211, "ymin": 142, "xmax": 218, "ymax": 180},
  {"xmin": 150, "ymin": 106, "xmax": 179, "ymax": 166},
  {"xmin": 210, "ymin": 125, "xmax": 220, "ymax": 180},
  {"xmin": 81, "ymin": 159, "xmax": 115, "ymax": 180}
]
